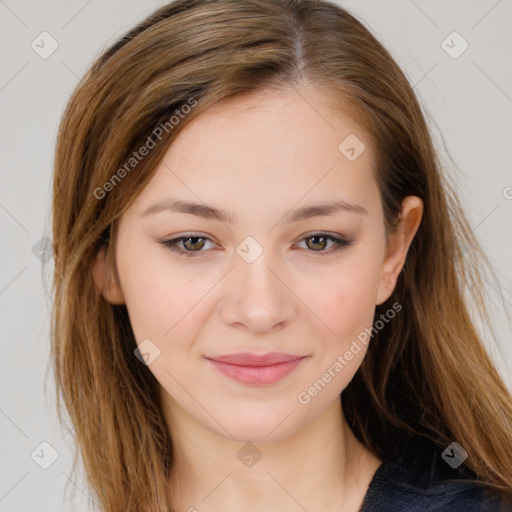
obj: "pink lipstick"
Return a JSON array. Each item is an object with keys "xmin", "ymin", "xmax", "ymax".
[{"xmin": 205, "ymin": 352, "xmax": 306, "ymax": 385}]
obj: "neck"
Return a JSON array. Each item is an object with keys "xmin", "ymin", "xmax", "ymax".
[{"xmin": 163, "ymin": 393, "xmax": 382, "ymax": 512}]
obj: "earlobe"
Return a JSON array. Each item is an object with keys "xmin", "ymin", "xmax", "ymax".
[
  {"xmin": 376, "ymin": 196, "xmax": 423, "ymax": 305},
  {"xmin": 91, "ymin": 246, "xmax": 126, "ymax": 305}
]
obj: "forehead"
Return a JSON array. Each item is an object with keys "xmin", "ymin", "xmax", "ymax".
[
  {"xmin": 128, "ymin": 84, "xmax": 380, "ymax": 220},
  {"xmin": 170, "ymin": 84, "xmax": 367, "ymax": 160}
]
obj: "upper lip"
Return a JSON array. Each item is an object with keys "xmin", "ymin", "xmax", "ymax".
[{"xmin": 206, "ymin": 352, "xmax": 305, "ymax": 366}]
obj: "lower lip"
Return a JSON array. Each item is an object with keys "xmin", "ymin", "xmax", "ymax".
[{"xmin": 207, "ymin": 358, "xmax": 305, "ymax": 385}]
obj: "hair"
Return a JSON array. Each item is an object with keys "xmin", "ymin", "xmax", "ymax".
[{"xmin": 48, "ymin": 0, "xmax": 512, "ymax": 510}]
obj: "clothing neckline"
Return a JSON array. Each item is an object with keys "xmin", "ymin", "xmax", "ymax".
[
  {"xmin": 357, "ymin": 458, "xmax": 387, "ymax": 512},
  {"xmin": 355, "ymin": 436, "xmax": 506, "ymax": 512}
]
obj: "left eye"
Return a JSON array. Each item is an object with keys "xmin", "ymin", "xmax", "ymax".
[
  {"xmin": 295, "ymin": 233, "xmax": 352, "ymax": 253},
  {"xmin": 159, "ymin": 232, "xmax": 352, "ymax": 257}
]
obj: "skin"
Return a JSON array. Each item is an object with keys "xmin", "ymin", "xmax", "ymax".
[{"xmin": 92, "ymin": 83, "xmax": 423, "ymax": 512}]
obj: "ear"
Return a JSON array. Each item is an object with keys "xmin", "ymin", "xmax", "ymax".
[
  {"xmin": 376, "ymin": 196, "xmax": 423, "ymax": 306},
  {"xmin": 91, "ymin": 246, "xmax": 125, "ymax": 305}
]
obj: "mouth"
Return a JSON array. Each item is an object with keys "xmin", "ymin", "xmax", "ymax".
[{"xmin": 205, "ymin": 352, "xmax": 307, "ymax": 385}]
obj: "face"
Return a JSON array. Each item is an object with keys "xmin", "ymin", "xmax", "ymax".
[{"xmin": 93, "ymin": 84, "xmax": 420, "ymax": 444}]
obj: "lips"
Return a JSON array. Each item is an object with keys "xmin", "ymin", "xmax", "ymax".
[
  {"xmin": 206, "ymin": 352, "xmax": 303, "ymax": 366},
  {"xmin": 205, "ymin": 352, "xmax": 306, "ymax": 385}
]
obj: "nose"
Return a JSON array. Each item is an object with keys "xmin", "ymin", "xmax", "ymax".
[{"xmin": 219, "ymin": 253, "xmax": 297, "ymax": 334}]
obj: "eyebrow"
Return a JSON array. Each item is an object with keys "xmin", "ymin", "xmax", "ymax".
[{"xmin": 141, "ymin": 198, "xmax": 368, "ymax": 223}]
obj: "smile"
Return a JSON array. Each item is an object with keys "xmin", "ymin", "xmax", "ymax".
[{"xmin": 205, "ymin": 354, "xmax": 306, "ymax": 385}]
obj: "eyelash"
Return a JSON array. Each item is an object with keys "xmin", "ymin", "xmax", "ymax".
[{"xmin": 158, "ymin": 232, "xmax": 353, "ymax": 257}]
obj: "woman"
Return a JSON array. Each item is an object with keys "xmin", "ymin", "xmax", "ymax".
[{"xmin": 50, "ymin": 0, "xmax": 512, "ymax": 510}]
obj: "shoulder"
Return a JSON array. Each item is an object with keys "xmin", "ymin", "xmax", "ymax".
[{"xmin": 359, "ymin": 437, "xmax": 512, "ymax": 512}]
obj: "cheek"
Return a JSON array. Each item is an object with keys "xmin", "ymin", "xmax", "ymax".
[
  {"xmin": 300, "ymin": 267, "xmax": 380, "ymax": 399},
  {"xmin": 303, "ymin": 256, "xmax": 382, "ymax": 394},
  {"xmin": 314, "ymin": 257, "xmax": 382, "ymax": 339},
  {"xmin": 117, "ymin": 243, "xmax": 210, "ymax": 345}
]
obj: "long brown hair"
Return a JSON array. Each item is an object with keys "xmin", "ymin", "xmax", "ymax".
[{"xmin": 49, "ymin": 0, "xmax": 512, "ymax": 510}]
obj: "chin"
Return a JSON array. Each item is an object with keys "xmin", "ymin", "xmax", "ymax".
[{"xmin": 208, "ymin": 405, "xmax": 307, "ymax": 445}]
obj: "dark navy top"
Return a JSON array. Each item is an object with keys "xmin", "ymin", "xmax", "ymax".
[{"xmin": 358, "ymin": 437, "xmax": 512, "ymax": 512}]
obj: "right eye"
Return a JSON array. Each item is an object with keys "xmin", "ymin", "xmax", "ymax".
[{"xmin": 159, "ymin": 234, "xmax": 218, "ymax": 257}]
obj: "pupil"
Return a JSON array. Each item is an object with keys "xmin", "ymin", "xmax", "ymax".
[
  {"xmin": 184, "ymin": 237, "xmax": 203, "ymax": 250},
  {"xmin": 309, "ymin": 236, "xmax": 326, "ymax": 250}
]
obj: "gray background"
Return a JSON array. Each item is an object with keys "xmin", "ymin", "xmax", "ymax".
[{"xmin": 1, "ymin": 1, "xmax": 511, "ymax": 510}]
